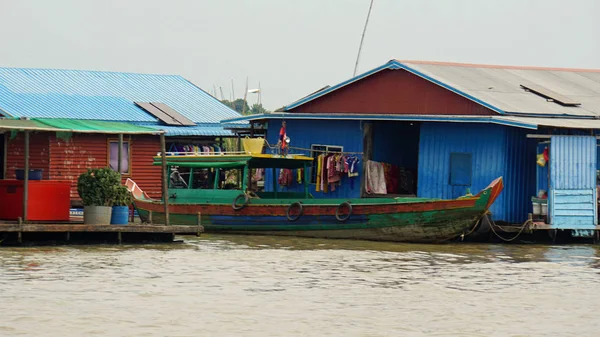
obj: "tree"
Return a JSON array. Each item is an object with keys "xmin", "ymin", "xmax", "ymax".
[
  {"xmin": 248, "ymin": 103, "xmax": 268, "ymax": 115},
  {"xmin": 221, "ymin": 99, "xmax": 250, "ymax": 114}
]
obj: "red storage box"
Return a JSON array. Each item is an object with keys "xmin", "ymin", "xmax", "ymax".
[{"xmin": 0, "ymin": 180, "xmax": 71, "ymax": 221}]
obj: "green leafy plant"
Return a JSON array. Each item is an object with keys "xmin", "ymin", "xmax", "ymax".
[
  {"xmin": 112, "ymin": 185, "xmax": 133, "ymax": 206},
  {"xmin": 77, "ymin": 168, "xmax": 121, "ymax": 206}
]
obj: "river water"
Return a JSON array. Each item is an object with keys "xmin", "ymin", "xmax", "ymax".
[{"xmin": 1, "ymin": 235, "xmax": 600, "ymax": 337}]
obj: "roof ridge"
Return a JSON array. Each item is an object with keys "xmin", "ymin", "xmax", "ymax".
[{"xmin": 395, "ymin": 59, "xmax": 600, "ymax": 73}]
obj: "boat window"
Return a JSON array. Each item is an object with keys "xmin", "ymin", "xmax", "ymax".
[
  {"xmin": 310, "ymin": 144, "xmax": 343, "ymax": 184},
  {"xmin": 449, "ymin": 152, "xmax": 472, "ymax": 186}
]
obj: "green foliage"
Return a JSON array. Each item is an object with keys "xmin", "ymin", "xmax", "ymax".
[
  {"xmin": 112, "ymin": 185, "xmax": 133, "ymax": 206},
  {"xmin": 221, "ymin": 98, "xmax": 250, "ymax": 114},
  {"xmin": 249, "ymin": 103, "xmax": 268, "ymax": 115},
  {"xmin": 77, "ymin": 168, "xmax": 121, "ymax": 206}
]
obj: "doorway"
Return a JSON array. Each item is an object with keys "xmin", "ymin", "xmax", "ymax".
[{"xmin": 371, "ymin": 121, "xmax": 420, "ymax": 196}]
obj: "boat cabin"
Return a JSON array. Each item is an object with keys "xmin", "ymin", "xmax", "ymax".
[{"xmin": 153, "ymin": 153, "xmax": 314, "ymax": 203}]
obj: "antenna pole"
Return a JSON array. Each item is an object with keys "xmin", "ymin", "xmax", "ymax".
[{"xmin": 353, "ymin": 0, "xmax": 374, "ymax": 77}]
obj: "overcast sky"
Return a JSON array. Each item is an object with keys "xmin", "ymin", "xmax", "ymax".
[{"xmin": 1, "ymin": 0, "xmax": 599, "ymax": 110}]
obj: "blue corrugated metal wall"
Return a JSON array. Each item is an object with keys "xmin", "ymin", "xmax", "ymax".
[
  {"xmin": 264, "ymin": 119, "xmax": 363, "ymax": 198},
  {"xmin": 418, "ymin": 122, "xmax": 536, "ymax": 223},
  {"xmin": 549, "ymin": 136, "xmax": 597, "ymax": 228}
]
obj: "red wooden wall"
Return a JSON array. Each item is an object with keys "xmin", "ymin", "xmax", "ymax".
[
  {"xmin": 6, "ymin": 132, "xmax": 162, "ymax": 202},
  {"xmin": 289, "ymin": 68, "xmax": 495, "ymax": 115}
]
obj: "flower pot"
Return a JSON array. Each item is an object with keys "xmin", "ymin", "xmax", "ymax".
[
  {"xmin": 110, "ymin": 206, "xmax": 129, "ymax": 225},
  {"xmin": 83, "ymin": 205, "xmax": 112, "ymax": 225}
]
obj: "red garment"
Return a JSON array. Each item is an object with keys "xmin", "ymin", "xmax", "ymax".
[{"xmin": 279, "ymin": 126, "xmax": 287, "ymax": 150}]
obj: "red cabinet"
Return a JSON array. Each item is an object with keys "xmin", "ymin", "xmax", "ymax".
[{"xmin": 0, "ymin": 180, "xmax": 71, "ymax": 221}]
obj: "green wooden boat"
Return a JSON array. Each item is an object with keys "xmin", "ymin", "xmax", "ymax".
[{"xmin": 126, "ymin": 153, "xmax": 503, "ymax": 243}]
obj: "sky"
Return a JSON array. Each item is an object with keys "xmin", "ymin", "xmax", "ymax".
[{"xmin": 1, "ymin": 0, "xmax": 599, "ymax": 111}]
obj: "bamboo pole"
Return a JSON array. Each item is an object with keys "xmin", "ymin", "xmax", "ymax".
[
  {"xmin": 160, "ymin": 133, "xmax": 170, "ymax": 225},
  {"xmin": 23, "ymin": 131, "xmax": 29, "ymax": 222}
]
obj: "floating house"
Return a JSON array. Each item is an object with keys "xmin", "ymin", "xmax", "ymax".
[
  {"xmin": 223, "ymin": 60, "xmax": 600, "ymax": 238},
  {"xmin": 0, "ymin": 67, "xmax": 242, "ymax": 203}
]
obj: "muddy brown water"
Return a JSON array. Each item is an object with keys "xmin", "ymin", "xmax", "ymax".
[{"xmin": 1, "ymin": 235, "xmax": 600, "ymax": 336}]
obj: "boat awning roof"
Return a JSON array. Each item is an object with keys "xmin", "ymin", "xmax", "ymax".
[
  {"xmin": 221, "ymin": 113, "xmax": 600, "ymax": 130},
  {"xmin": 154, "ymin": 153, "xmax": 314, "ymax": 169},
  {"xmin": 0, "ymin": 118, "xmax": 163, "ymax": 134}
]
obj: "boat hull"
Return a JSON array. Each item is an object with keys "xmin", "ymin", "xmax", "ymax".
[{"xmin": 130, "ymin": 177, "xmax": 503, "ymax": 243}]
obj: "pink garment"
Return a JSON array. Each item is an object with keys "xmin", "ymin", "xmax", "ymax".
[{"xmin": 366, "ymin": 160, "xmax": 387, "ymax": 194}]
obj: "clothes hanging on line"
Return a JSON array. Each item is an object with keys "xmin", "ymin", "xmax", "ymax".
[{"xmin": 366, "ymin": 160, "xmax": 387, "ymax": 194}]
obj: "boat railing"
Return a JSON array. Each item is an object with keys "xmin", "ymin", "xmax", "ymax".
[{"xmin": 157, "ymin": 150, "xmax": 249, "ymax": 156}]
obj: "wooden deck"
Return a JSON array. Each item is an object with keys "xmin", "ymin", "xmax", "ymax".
[{"xmin": 0, "ymin": 222, "xmax": 203, "ymax": 245}]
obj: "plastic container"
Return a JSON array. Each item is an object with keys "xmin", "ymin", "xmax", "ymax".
[
  {"xmin": 83, "ymin": 206, "xmax": 112, "ymax": 225},
  {"xmin": 16, "ymin": 169, "xmax": 43, "ymax": 180},
  {"xmin": 541, "ymin": 204, "xmax": 548, "ymax": 216},
  {"xmin": 532, "ymin": 203, "xmax": 541, "ymax": 215},
  {"xmin": 242, "ymin": 137, "xmax": 265, "ymax": 154},
  {"xmin": 110, "ymin": 206, "xmax": 129, "ymax": 225}
]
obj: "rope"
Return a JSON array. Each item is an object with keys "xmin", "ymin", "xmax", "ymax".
[{"xmin": 486, "ymin": 211, "xmax": 532, "ymax": 242}]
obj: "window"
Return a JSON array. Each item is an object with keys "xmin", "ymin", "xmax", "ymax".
[
  {"xmin": 310, "ymin": 144, "xmax": 343, "ymax": 183},
  {"xmin": 109, "ymin": 140, "xmax": 131, "ymax": 175},
  {"xmin": 449, "ymin": 152, "xmax": 472, "ymax": 186}
]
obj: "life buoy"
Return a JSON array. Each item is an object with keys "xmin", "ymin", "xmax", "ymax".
[
  {"xmin": 335, "ymin": 202, "xmax": 352, "ymax": 222},
  {"xmin": 232, "ymin": 193, "xmax": 249, "ymax": 211},
  {"xmin": 286, "ymin": 202, "xmax": 304, "ymax": 221}
]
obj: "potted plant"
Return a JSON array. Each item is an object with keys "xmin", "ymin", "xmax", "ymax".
[
  {"xmin": 77, "ymin": 168, "xmax": 120, "ymax": 224},
  {"xmin": 110, "ymin": 185, "xmax": 133, "ymax": 225}
]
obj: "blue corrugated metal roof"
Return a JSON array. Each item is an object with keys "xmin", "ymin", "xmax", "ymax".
[
  {"xmin": 131, "ymin": 122, "xmax": 236, "ymax": 137},
  {"xmin": 0, "ymin": 67, "xmax": 241, "ymax": 123}
]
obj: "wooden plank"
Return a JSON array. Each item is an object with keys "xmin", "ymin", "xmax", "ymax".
[{"xmin": 0, "ymin": 223, "xmax": 202, "ymax": 233}]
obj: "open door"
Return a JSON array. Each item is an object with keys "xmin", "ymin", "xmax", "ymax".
[{"xmin": 549, "ymin": 135, "xmax": 597, "ymax": 229}]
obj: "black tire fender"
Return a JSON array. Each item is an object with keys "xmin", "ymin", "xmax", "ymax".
[
  {"xmin": 335, "ymin": 201, "xmax": 352, "ymax": 222},
  {"xmin": 286, "ymin": 202, "xmax": 304, "ymax": 221},
  {"xmin": 232, "ymin": 193, "xmax": 249, "ymax": 211}
]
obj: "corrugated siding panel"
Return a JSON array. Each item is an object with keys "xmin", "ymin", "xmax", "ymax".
[
  {"xmin": 129, "ymin": 136, "xmax": 162, "ymax": 199},
  {"xmin": 418, "ymin": 123, "xmax": 533, "ymax": 223},
  {"xmin": 290, "ymin": 69, "xmax": 494, "ymax": 116},
  {"xmin": 264, "ymin": 120, "xmax": 363, "ymax": 199},
  {"xmin": 6, "ymin": 132, "xmax": 50, "ymax": 179},
  {"xmin": 49, "ymin": 134, "xmax": 109, "ymax": 199},
  {"xmin": 503, "ymin": 127, "xmax": 537, "ymax": 224},
  {"xmin": 550, "ymin": 136, "xmax": 596, "ymax": 189},
  {"xmin": 48, "ymin": 134, "xmax": 162, "ymax": 200},
  {"xmin": 549, "ymin": 136, "xmax": 597, "ymax": 228}
]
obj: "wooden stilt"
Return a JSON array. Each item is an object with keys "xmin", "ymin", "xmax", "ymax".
[
  {"xmin": 23, "ymin": 131, "xmax": 30, "ymax": 222},
  {"xmin": 117, "ymin": 232, "xmax": 122, "ymax": 244},
  {"xmin": 160, "ymin": 133, "xmax": 170, "ymax": 226},
  {"xmin": 197, "ymin": 212, "xmax": 202, "ymax": 237},
  {"xmin": 117, "ymin": 134, "xmax": 123, "ymax": 175}
]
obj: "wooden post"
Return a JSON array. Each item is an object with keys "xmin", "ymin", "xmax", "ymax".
[
  {"xmin": 23, "ymin": 131, "xmax": 30, "ymax": 222},
  {"xmin": 148, "ymin": 210, "xmax": 153, "ymax": 224},
  {"xmin": 117, "ymin": 134, "xmax": 123, "ymax": 176},
  {"xmin": 272, "ymin": 167, "xmax": 278, "ymax": 198},
  {"xmin": 303, "ymin": 162, "xmax": 309, "ymax": 198},
  {"xmin": 360, "ymin": 122, "xmax": 373, "ymax": 197},
  {"xmin": 117, "ymin": 232, "xmax": 122, "ymax": 244},
  {"xmin": 197, "ymin": 212, "xmax": 202, "ymax": 237},
  {"xmin": 160, "ymin": 133, "xmax": 170, "ymax": 226}
]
